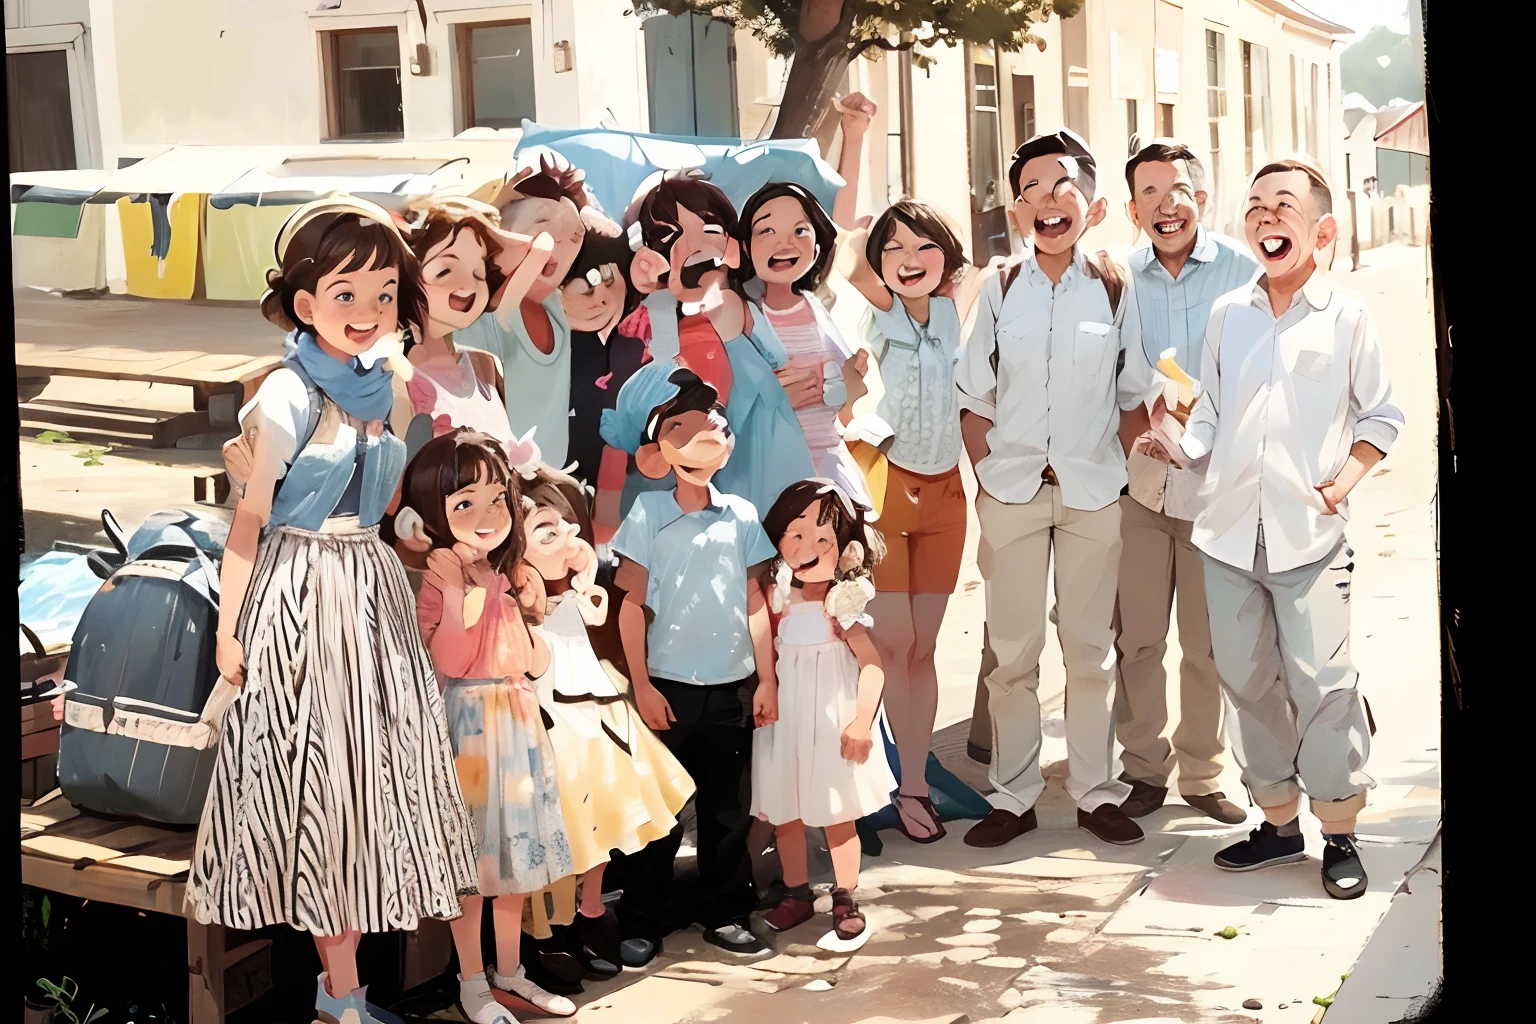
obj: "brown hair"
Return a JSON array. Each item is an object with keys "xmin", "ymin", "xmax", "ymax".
[
  {"xmin": 736, "ymin": 181, "xmax": 837, "ymax": 295},
  {"xmin": 512, "ymin": 154, "xmax": 591, "ymax": 211},
  {"xmin": 409, "ymin": 208, "xmax": 509, "ymax": 302},
  {"xmin": 523, "ymin": 464, "xmax": 595, "ymax": 549},
  {"xmin": 864, "ymin": 200, "xmax": 967, "ymax": 290},
  {"xmin": 761, "ymin": 478, "xmax": 885, "ymax": 586},
  {"xmin": 637, "ymin": 175, "xmax": 739, "ymax": 260},
  {"xmin": 401, "ymin": 429, "xmax": 525, "ymax": 576},
  {"xmin": 1251, "ymin": 158, "xmax": 1333, "ymax": 215},
  {"xmin": 262, "ymin": 211, "xmax": 428, "ymax": 335}
]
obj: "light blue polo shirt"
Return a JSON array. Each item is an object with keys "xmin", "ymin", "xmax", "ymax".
[
  {"xmin": 454, "ymin": 291, "xmax": 572, "ymax": 467},
  {"xmin": 611, "ymin": 484, "xmax": 778, "ymax": 686},
  {"xmin": 1129, "ymin": 227, "xmax": 1259, "ymax": 371}
]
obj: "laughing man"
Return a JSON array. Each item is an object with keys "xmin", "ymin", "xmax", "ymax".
[{"xmin": 1179, "ymin": 158, "xmax": 1403, "ymax": 899}]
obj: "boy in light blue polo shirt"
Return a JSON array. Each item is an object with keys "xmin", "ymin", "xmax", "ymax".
[{"xmin": 603, "ymin": 363, "xmax": 779, "ymax": 958}]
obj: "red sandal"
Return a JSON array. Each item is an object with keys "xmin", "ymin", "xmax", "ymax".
[{"xmin": 831, "ymin": 888, "xmax": 866, "ymax": 942}]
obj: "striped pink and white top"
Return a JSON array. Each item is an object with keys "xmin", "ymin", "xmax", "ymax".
[{"xmin": 762, "ymin": 298, "xmax": 841, "ymax": 457}]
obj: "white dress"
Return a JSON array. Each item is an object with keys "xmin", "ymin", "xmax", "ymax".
[{"xmin": 751, "ymin": 601, "xmax": 897, "ymax": 828}]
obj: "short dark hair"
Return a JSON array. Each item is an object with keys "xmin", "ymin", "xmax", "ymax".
[
  {"xmin": 563, "ymin": 209, "xmax": 635, "ymax": 315},
  {"xmin": 408, "ymin": 210, "xmax": 509, "ymax": 306},
  {"xmin": 514, "ymin": 154, "xmax": 591, "ymax": 211},
  {"xmin": 1251, "ymin": 159, "xmax": 1333, "ymax": 216},
  {"xmin": 263, "ymin": 211, "xmax": 428, "ymax": 336},
  {"xmin": 1009, "ymin": 132, "xmax": 1099, "ymax": 202},
  {"xmin": 643, "ymin": 368, "xmax": 728, "ymax": 445},
  {"xmin": 637, "ymin": 175, "xmax": 739, "ymax": 260},
  {"xmin": 1125, "ymin": 140, "xmax": 1207, "ymax": 196},
  {"xmin": 864, "ymin": 200, "xmax": 967, "ymax": 288},
  {"xmin": 736, "ymin": 182, "xmax": 837, "ymax": 294}
]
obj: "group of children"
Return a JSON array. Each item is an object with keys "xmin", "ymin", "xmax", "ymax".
[{"xmin": 181, "ymin": 90, "xmax": 1400, "ymax": 1024}]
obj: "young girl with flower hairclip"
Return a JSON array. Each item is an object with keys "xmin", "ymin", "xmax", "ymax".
[
  {"xmin": 752, "ymin": 478, "xmax": 895, "ymax": 950},
  {"xmin": 398, "ymin": 429, "xmax": 578, "ymax": 1023},
  {"xmin": 516, "ymin": 461, "xmax": 695, "ymax": 974}
]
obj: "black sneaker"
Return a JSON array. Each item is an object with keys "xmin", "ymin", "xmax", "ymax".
[
  {"xmin": 702, "ymin": 923, "xmax": 771, "ymax": 957},
  {"xmin": 1321, "ymin": 836, "xmax": 1368, "ymax": 900},
  {"xmin": 1213, "ymin": 821, "xmax": 1307, "ymax": 871}
]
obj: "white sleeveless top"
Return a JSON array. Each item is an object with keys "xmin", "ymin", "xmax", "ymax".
[{"xmin": 407, "ymin": 353, "xmax": 514, "ymax": 443}]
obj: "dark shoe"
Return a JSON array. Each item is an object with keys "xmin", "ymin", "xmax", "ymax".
[
  {"xmin": 1321, "ymin": 836, "xmax": 1368, "ymax": 900},
  {"xmin": 763, "ymin": 895, "xmax": 816, "ymax": 932},
  {"xmin": 1214, "ymin": 821, "xmax": 1307, "ymax": 871},
  {"xmin": 576, "ymin": 905, "xmax": 623, "ymax": 966},
  {"xmin": 1119, "ymin": 775, "xmax": 1168, "ymax": 818},
  {"xmin": 703, "ymin": 923, "xmax": 771, "ymax": 957},
  {"xmin": 963, "ymin": 807, "xmax": 1039, "ymax": 848},
  {"xmin": 967, "ymin": 741, "xmax": 992, "ymax": 765},
  {"xmin": 1183, "ymin": 792, "xmax": 1249, "ymax": 825},
  {"xmin": 619, "ymin": 937, "xmax": 659, "ymax": 968},
  {"xmin": 1078, "ymin": 803, "xmax": 1145, "ymax": 845},
  {"xmin": 830, "ymin": 888, "xmax": 866, "ymax": 942}
]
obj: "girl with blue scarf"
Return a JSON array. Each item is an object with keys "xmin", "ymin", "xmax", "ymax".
[{"xmin": 185, "ymin": 198, "xmax": 481, "ymax": 1024}]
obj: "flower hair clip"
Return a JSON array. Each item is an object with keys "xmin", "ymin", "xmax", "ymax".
[{"xmin": 503, "ymin": 427, "xmax": 542, "ymax": 480}]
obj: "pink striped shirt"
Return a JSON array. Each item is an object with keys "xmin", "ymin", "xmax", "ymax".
[{"xmin": 762, "ymin": 298, "xmax": 840, "ymax": 454}]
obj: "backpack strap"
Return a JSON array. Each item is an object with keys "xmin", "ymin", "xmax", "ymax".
[
  {"xmin": 1084, "ymin": 250, "xmax": 1126, "ymax": 322},
  {"xmin": 988, "ymin": 258, "xmax": 1027, "ymax": 378},
  {"xmin": 281, "ymin": 354, "xmax": 326, "ymax": 458}
]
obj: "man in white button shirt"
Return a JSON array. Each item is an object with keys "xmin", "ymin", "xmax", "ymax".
[
  {"xmin": 1179, "ymin": 158, "xmax": 1403, "ymax": 900},
  {"xmin": 955, "ymin": 129, "xmax": 1163, "ymax": 849},
  {"xmin": 1114, "ymin": 141, "xmax": 1256, "ymax": 827}
]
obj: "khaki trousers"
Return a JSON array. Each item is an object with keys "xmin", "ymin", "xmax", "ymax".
[
  {"xmin": 977, "ymin": 486, "xmax": 1131, "ymax": 814},
  {"xmin": 1112, "ymin": 495, "xmax": 1227, "ymax": 796},
  {"xmin": 1201, "ymin": 535, "xmax": 1372, "ymax": 819}
]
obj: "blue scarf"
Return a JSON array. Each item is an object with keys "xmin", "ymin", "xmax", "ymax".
[{"xmin": 287, "ymin": 331, "xmax": 396, "ymax": 424}]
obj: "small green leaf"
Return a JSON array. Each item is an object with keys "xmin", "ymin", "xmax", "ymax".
[
  {"xmin": 1216, "ymin": 925, "xmax": 1238, "ymax": 939},
  {"xmin": 1314, "ymin": 995, "xmax": 1334, "ymax": 1007},
  {"xmin": 34, "ymin": 430, "xmax": 74, "ymax": 444}
]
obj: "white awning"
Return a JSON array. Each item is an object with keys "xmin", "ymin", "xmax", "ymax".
[{"xmin": 84, "ymin": 146, "xmax": 282, "ymax": 203}]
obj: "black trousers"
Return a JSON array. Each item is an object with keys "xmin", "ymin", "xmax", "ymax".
[{"xmin": 613, "ymin": 675, "xmax": 757, "ymax": 940}]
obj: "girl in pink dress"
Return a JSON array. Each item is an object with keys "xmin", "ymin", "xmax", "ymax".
[{"xmin": 398, "ymin": 429, "xmax": 576, "ymax": 1024}]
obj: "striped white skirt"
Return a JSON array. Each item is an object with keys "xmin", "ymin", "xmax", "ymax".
[{"xmin": 186, "ymin": 519, "xmax": 478, "ymax": 935}]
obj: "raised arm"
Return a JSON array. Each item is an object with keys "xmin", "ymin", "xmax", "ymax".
[
  {"xmin": 489, "ymin": 230, "xmax": 556, "ymax": 327},
  {"xmin": 832, "ymin": 93, "xmax": 877, "ymax": 231},
  {"xmin": 836, "ymin": 224, "xmax": 895, "ymax": 312}
]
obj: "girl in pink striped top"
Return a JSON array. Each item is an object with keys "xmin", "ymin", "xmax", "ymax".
[{"xmin": 737, "ymin": 181, "xmax": 874, "ymax": 510}]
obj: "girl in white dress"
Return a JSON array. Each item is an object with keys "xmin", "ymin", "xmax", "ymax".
[{"xmin": 751, "ymin": 479, "xmax": 895, "ymax": 948}]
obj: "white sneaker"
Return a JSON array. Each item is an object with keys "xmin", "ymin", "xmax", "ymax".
[
  {"xmin": 489, "ymin": 964, "xmax": 577, "ymax": 1018},
  {"xmin": 458, "ymin": 972, "xmax": 517, "ymax": 1024}
]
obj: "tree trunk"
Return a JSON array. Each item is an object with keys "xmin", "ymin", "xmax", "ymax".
[{"xmin": 769, "ymin": 2, "xmax": 855, "ymax": 139}]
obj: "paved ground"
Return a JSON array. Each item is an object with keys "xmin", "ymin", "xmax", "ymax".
[{"xmin": 16, "ymin": 240, "xmax": 1440, "ymax": 1023}]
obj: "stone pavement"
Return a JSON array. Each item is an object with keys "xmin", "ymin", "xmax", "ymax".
[{"xmin": 15, "ymin": 241, "xmax": 1440, "ymax": 1023}]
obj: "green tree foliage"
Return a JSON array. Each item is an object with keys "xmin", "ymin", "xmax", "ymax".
[
  {"xmin": 1341, "ymin": 26, "xmax": 1424, "ymax": 108},
  {"xmin": 634, "ymin": 1, "xmax": 1078, "ymax": 138}
]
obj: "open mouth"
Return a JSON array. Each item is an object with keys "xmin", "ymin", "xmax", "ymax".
[
  {"xmin": 474, "ymin": 528, "xmax": 497, "ymax": 539},
  {"xmin": 679, "ymin": 253, "xmax": 725, "ymax": 290},
  {"xmin": 895, "ymin": 266, "xmax": 928, "ymax": 288},
  {"xmin": 1034, "ymin": 214, "xmax": 1073, "ymax": 239},
  {"xmin": 1259, "ymin": 234, "xmax": 1293, "ymax": 261},
  {"xmin": 767, "ymin": 254, "xmax": 800, "ymax": 272},
  {"xmin": 447, "ymin": 290, "xmax": 476, "ymax": 313},
  {"xmin": 540, "ymin": 258, "xmax": 560, "ymax": 278},
  {"xmin": 343, "ymin": 322, "xmax": 379, "ymax": 344},
  {"xmin": 792, "ymin": 556, "xmax": 820, "ymax": 572},
  {"xmin": 1154, "ymin": 218, "xmax": 1187, "ymax": 237}
]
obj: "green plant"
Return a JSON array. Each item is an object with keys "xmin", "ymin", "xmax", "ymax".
[
  {"xmin": 32, "ymin": 430, "xmax": 111, "ymax": 466},
  {"xmin": 34, "ymin": 977, "xmax": 108, "ymax": 1024}
]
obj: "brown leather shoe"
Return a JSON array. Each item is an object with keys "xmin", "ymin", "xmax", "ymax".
[
  {"xmin": 1078, "ymin": 803, "xmax": 1145, "ymax": 845},
  {"xmin": 1183, "ymin": 792, "xmax": 1249, "ymax": 825},
  {"xmin": 963, "ymin": 807, "xmax": 1039, "ymax": 848},
  {"xmin": 1119, "ymin": 776, "xmax": 1168, "ymax": 818}
]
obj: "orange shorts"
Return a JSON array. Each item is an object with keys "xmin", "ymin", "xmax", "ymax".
[{"xmin": 871, "ymin": 463, "xmax": 967, "ymax": 594}]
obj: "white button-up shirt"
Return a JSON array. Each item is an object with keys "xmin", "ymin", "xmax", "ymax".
[
  {"xmin": 1127, "ymin": 229, "xmax": 1258, "ymax": 520},
  {"xmin": 956, "ymin": 248, "xmax": 1161, "ymax": 510},
  {"xmin": 1180, "ymin": 276, "xmax": 1404, "ymax": 573}
]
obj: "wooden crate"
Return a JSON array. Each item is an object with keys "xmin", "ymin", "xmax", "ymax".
[{"xmin": 22, "ymin": 700, "xmax": 62, "ymax": 801}]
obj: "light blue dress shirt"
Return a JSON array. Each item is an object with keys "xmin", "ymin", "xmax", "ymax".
[
  {"xmin": 611, "ymin": 484, "xmax": 778, "ymax": 686},
  {"xmin": 1129, "ymin": 228, "xmax": 1259, "ymax": 373}
]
